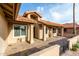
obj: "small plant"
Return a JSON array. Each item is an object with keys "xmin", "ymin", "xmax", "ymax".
[
  {"xmin": 71, "ymin": 44, "xmax": 77, "ymax": 51},
  {"xmin": 76, "ymin": 42, "xmax": 79, "ymax": 48}
]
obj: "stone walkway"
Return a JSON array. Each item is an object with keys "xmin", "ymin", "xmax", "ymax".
[
  {"xmin": 4, "ymin": 36, "xmax": 67, "ymax": 56},
  {"xmin": 61, "ymin": 49, "xmax": 79, "ymax": 56}
]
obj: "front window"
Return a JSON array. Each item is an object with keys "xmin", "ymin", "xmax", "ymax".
[{"xmin": 14, "ymin": 25, "xmax": 27, "ymax": 37}]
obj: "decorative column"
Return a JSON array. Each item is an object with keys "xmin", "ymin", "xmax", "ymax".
[
  {"xmin": 50, "ymin": 28, "xmax": 53, "ymax": 38},
  {"xmin": 29, "ymin": 24, "xmax": 34, "ymax": 44},
  {"xmin": 56, "ymin": 28, "xmax": 58, "ymax": 36},
  {"xmin": 43, "ymin": 25, "xmax": 46, "ymax": 41},
  {"xmin": 52, "ymin": 28, "xmax": 54, "ymax": 37},
  {"xmin": 61, "ymin": 27, "xmax": 64, "ymax": 36},
  {"xmin": 27, "ymin": 24, "xmax": 30, "ymax": 42}
]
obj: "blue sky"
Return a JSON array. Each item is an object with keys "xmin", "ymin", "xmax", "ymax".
[{"xmin": 19, "ymin": 3, "xmax": 79, "ymax": 24}]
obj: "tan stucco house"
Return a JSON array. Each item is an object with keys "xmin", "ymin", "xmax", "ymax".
[
  {"xmin": 0, "ymin": 3, "xmax": 79, "ymax": 46},
  {"xmin": 0, "ymin": 3, "xmax": 65, "ymax": 45},
  {"xmin": 20, "ymin": 11, "xmax": 64, "ymax": 43}
]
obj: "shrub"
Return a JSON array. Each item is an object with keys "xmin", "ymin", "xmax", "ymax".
[
  {"xmin": 76, "ymin": 43, "xmax": 79, "ymax": 48},
  {"xmin": 71, "ymin": 44, "xmax": 77, "ymax": 51}
]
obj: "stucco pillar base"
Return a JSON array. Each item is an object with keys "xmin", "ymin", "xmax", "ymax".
[
  {"xmin": 43, "ymin": 38, "xmax": 47, "ymax": 41},
  {"xmin": 50, "ymin": 28, "xmax": 53, "ymax": 38},
  {"xmin": 27, "ymin": 24, "xmax": 30, "ymax": 42},
  {"xmin": 61, "ymin": 27, "xmax": 64, "ymax": 36},
  {"xmin": 30, "ymin": 39, "xmax": 34, "ymax": 44},
  {"xmin": 29, "ymin": 24, "xmax": 34, "ymax": 44},
  {"xmin": 43, "ymin": 25, "xmax": 46, "ymax": 41},
  {"xmin": 56, "ymin": 28, "xmax": 58, "ymax": 36}
]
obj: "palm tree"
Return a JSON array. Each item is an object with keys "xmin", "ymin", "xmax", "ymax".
[{"xmin": 73, "ymin": 3, "xmax": 76, "ymax": 36}]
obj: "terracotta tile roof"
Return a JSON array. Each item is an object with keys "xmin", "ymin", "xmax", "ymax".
[
  {"xmin": 23, "ymin": 11, "xmax": 42, "ymax": 18},
  {"xmin": 63, "ymin": 23, "xmax": 79, "ymax": 28},
  {"xmin": 15, "ymin": 16, "xmax": 37, "ymax": 23},
  {"xmin": 38, "ymin": 19, "xmax": 63, "ymax": 27},
  {"xmin": 22, "ymin": 11, "xmax": 63, "ymax": 27}
]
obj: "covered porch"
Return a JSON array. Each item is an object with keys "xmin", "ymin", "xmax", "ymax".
[{"xmin": 35, "ymin": 20, "xmax": 64, "ymax": 42}]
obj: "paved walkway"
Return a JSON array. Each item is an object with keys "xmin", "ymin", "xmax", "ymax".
[{"xmin": 4, "ymin": 36, "xmax": 67, "ymax": 56}]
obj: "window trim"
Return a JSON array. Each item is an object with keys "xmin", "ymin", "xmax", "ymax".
[{"xmin": 13, "ymin": 24, "xmax": 27, "ymax": 38}]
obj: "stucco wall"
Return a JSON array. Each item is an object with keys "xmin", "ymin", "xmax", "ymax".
[
  {"xmin": 34, "ymin": 24, "xmax": 39, "ymax": 39},
  {"xmin": 68, "ymin": 35, "xmax": 79, "ymax": 49},
  {"xmin": 0, "ymin": 7, "xmax": 9, "ymax": 41},
  {"xmin": 46, "ymin": 27, "xmax": 50, "ymax": 39},
  {"xmin": 39, "ymin": 28, "xmax": 43, "ymax": 39},
  {"xmin": 0, "ymin": 6, "xmax": 8, "ymax": 55},
  {"xmin": 66, "ymin": 28, "xmax": 79, "ymax": 34},
  {"xmin": 30, "ymin": 44, "xmax": 60, "ymax": 56},
  {"xmin": 6, "ymin": 24, "xmax": 27, "ymax": 44},
  {"xmin": 76, "ymin": 28, "xmax": 79, "ymax": 34},
  {"xmin": 66, "ymin": 29, "xmax": 73, "ymax": 34}
]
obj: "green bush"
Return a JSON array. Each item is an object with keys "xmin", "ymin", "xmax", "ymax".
[
  {"xmin": 71, "ymin": 44, "xmax": 77, "ymax": 51},
  {"xmin": 76, "ymin": 43, "xmax": 79, "ymax": 48},
  {"xmin": 70, "ymin": 42, "xmax": 79, "ymax": 51}
]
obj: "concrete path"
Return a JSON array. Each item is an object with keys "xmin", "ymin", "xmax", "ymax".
[{"xmin": 4, "ymin": 36, "xmax": 67, "ymax": 56}]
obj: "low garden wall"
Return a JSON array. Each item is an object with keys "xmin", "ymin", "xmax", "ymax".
[
  {"xmin": 68, "ymin": 35, "xmax": 79, "ymax": 49},
  {"xmin": 29, "ymin": 44, "xmax": 60, "ymax": 56}
]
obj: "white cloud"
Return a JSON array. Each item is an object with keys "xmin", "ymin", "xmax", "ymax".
[
  {"xmin": 51, "ymin": 11, "xmax": 63, "ymax": 20},
  {"xmin": 49, "ymin": 6, "xmax": 73, "ymax": 24},
  {"xmin": 36, "ymin": 6, "xmax": 44, "ymax": 12}
]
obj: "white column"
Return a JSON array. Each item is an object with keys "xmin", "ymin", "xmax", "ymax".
[
  {"xmin": 43, "ymin": 25, "xmax": 46, "ymax": 41},
  {"xmin": 56, "ymin": 28, "xmax": 58, "ymax": 36},
  {"xmin": 29, "ymin": 24, "xmax": 34, "ymax": 44},
  {"xmin": 27, "ymin": 24, "xmax": 30, "ymax": 42},
  {"xmin": 52, "ymin": 28, "xmax": 54, "ymax": 37},
  {"xmin": 61, "ymin": 27, "xmax": 64, "ymax": 36},
  {"xmin": 50, "ymin": 28, "xmax": 52, "ymax": 38}
]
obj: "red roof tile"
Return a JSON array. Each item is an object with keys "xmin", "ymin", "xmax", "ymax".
[
  {"xmin": 38, "ymin": 19, "xmax": 63, "ymax": 27},
  {"xmin": 63, "ymin": 23, "xmax": 79, "ymax": 28},
  {"xmin": 23, "ymin": 11, "xmax": 42, "ymax": 18},
  {"xmin": 15, "ymin": 16, "xmax": 37, "ymax": 23}
]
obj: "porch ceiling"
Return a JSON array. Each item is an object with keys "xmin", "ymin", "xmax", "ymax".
[{"xmin": 0, "ymin": 3, "xmax": 21, "ymax": 20}]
